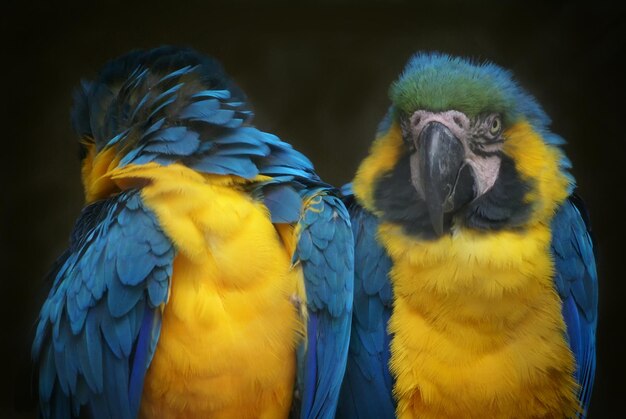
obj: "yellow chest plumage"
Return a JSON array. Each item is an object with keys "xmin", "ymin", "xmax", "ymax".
[
  {"xmin": 107, "ymin": 164, "xmax": 302, "ymax": 419},
  {"xmin": 381, "ymin": 223, "xmax": 578, "ymax": 419}
]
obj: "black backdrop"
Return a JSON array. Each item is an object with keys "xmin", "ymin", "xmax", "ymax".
[{"xmin": 2, "ymin": 1, "xmax": 624, "ymax": 417}]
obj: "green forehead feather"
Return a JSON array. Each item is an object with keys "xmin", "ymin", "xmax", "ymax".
[{"xmin": 390, "ymin": 52, "xmax": 549, "ymax": 127}]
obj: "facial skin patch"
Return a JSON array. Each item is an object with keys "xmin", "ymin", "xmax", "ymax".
[{"xmin": 403, "ymin": 110, "xmax": 503, "ymax": 199}]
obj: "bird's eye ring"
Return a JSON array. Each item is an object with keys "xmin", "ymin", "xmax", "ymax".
[{"xmin": 489, "ymin": 116, "xmax": 502, "ymax": 135}]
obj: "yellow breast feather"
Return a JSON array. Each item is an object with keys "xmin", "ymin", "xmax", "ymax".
[
  {"xmin": 383, "ymin": 222, "xmax": 578, "ymax": 419},
  {"xmin": 104, "ymin": 163, "xmax": 304, "ymax": 419}
]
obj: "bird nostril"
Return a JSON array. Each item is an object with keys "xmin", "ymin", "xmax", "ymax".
[
  {"xmin": 453, "ymin": 116, "xmax": 463, "ymax": 128},
  {"xmin": 412, "ymin": 116, "xmax": 421, "ymax": 127}
]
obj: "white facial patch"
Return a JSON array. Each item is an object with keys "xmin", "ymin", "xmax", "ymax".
[
  {"xmin": 409, "ymin": 110, "xmax": 470, "ymax": 142},
  {"xmin": 408, "ymin": 110, "xmax": 503, "ymax": 198},
  {"xmin": 465, "ymin": 155, "xmax": 500, "ymax": 196}
]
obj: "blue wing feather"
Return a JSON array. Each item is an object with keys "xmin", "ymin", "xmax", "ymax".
[
  {"xmin": 551, "ymin": 195, "xmax": 598, "ymax": 417},
  {"xmin": 128, "ymin": 304, "xmax": 162, "ymax": 415},
  {"xmin": 32, "ymin": 190, "xmax": 175, "ymax": 419},
  {"xmin": 336, "ymin": 187, "xmax": 396, "ymax": 419},
  {"xmin": 294, "ymin": 192, "xmax": 354, "ymax": 419}
]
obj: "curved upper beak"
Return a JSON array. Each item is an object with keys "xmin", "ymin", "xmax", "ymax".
[{"xmin": 410, "ymin": 121, "xmax": 476, "ymax": 236}]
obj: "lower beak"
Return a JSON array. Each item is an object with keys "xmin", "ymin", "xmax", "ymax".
[{"xmin": 411, "ymin": 121, "xmax": 476, "ymax": 236}]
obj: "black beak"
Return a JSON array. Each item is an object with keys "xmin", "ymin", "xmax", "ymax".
[{"xmin": 412, "ymin": 121, "xmax": 476, "ymax": 236}]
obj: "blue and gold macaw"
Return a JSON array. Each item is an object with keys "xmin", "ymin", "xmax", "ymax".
[
  {"xmin": 337, "ymin": 53, "xmax": 597, "ymax": 418},
  {"xmin": 32, "ymin": 46, "xmax": 353, "ymax": 419}
]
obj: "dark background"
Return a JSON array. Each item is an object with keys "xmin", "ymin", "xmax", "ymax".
[{"xmin": 2, "ymin": 1, "xmax": 624, "ymax": 417}]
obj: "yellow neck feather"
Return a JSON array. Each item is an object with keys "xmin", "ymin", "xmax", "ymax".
[
  {"xmin": 352, "ymin": 121, "xmax": 404, "ymax": 213},
  {"xmin": 81, "ymin": 143, "xmax": 121, "ymax": 203},
  {"xmin": 80, "ymin": 143, "xmax": 272, "ymax": 204}
]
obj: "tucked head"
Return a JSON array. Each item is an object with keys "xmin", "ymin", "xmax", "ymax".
[
  {"xmin": 354, "ymin": 52, "xmax": 573, "ymax": 238},
  {"xmin": 72, "ymin": 46, "xmax": 248, "ymax": 153},
  {"xmin": 72, "ymin": 46, "xmax": 317, "ymax": 203}
]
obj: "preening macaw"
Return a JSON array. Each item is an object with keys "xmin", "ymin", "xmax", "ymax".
[
  {"xmin": 336, "ymin": 53, "xmax": 597, "ymax": 418},
  {"xmin": 32, "ymin": 46, "xmax": 353, "ymax": 419}
]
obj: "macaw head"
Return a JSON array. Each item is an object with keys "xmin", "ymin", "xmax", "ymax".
[
  {"xmin": 353, "ymin": 52, "xmax": 574, "ymax": 238},
  {"xmin": 72, "ymin": 47, "xmax": 255, "ymax": 202}
]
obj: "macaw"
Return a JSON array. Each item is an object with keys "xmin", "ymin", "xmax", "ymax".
[
  {"xmin": 32, "ymin": 46, "xmax": 354, "ymax": 419},
  {"xmin": 336, "ymin": 53, "xmax": 597, "ymax": 418}
]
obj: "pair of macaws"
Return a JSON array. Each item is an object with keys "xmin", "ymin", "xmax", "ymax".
[{"xmin": 32, "ymin": 47, "xmax": 597, "ymax": 418}]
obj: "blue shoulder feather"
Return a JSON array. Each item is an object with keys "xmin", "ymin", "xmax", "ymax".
[{"xmin": 32, "ymin": 190, "xmax": 175, "ymax": 419}]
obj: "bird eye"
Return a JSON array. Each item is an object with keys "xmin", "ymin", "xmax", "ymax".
[{"xmin": 489, "ymin": 116, "xmax": 502, "ymax": 135}]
